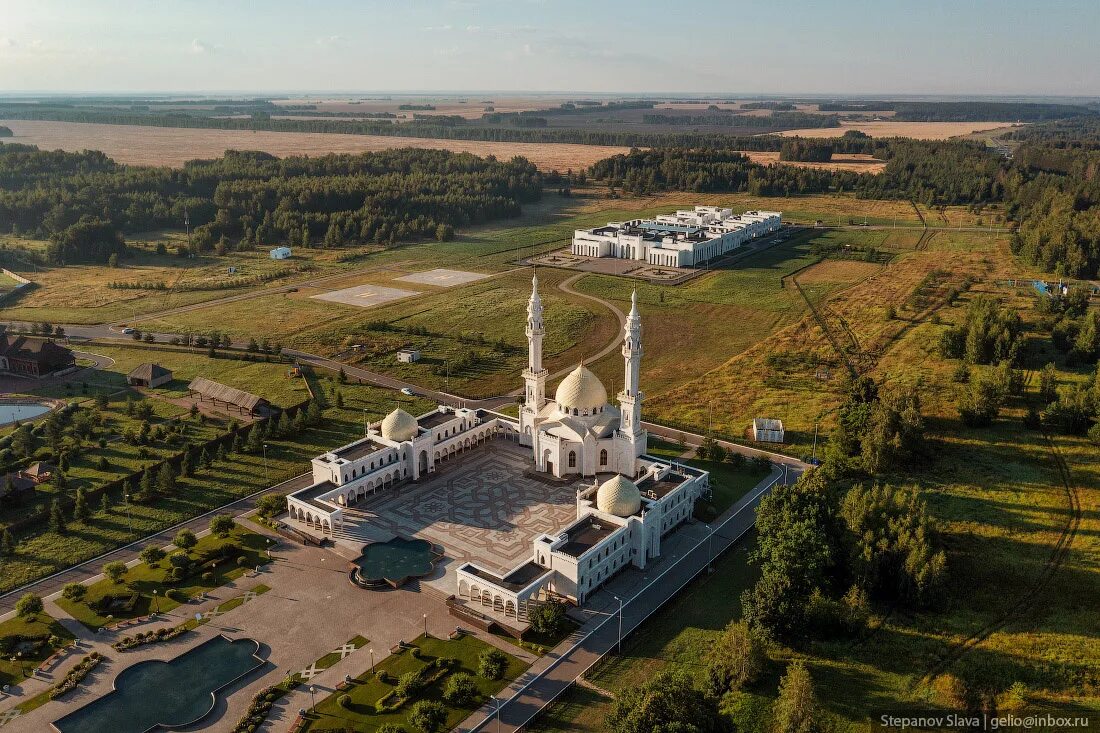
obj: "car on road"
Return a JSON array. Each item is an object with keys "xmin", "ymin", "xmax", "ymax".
[
  {"xmin": 121, "ymin": 327, "xmax": 135, "ymax": 334},
  {"xmin": 400, "ymin": 387, "xmax": 415, "ymax": 396}
]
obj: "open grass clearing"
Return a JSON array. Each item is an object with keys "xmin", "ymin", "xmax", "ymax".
[{"xmin": 0, "ymin": 612, "xmax": 76, "ymax": 687}]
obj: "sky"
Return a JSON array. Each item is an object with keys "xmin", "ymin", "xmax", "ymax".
[{"xmin": 0, "ymin": 0, "xmax": 1097, "ymax": 97}]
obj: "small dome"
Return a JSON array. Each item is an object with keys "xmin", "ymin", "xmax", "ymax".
[
  {"xmin": 555, "ymin": 364, "xmax": 607, "ymax": 413},
  {"xmin": 596, "ymin": 474, "xmax": 641, "ymax": 517},
  {"xmin": 380, "ymin": 408, "xmax": 418, "ymax": 442}
]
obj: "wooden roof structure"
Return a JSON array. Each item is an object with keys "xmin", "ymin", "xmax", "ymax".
[
  {"xmin": 187, "ymin": 376, "xmax": 269, "ymax": 414},
  {"xmin": 128, "ymin": 363, "xmax": 172, "ymax": 382}
]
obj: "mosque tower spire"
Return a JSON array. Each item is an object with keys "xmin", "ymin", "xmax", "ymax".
[
  {"xmin": 519, "ymin": 271, "xmax": 548, "ymax": 446},
  {"xmin": 618, "ymin": 287, "xmax": 646, "ymax": 454}
]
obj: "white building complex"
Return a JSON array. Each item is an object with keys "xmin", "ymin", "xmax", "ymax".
[
  {"xmin": 571, "ymin": 206, "xmax": 782, "ymax": 267},
  {"xmin": 286, "ymin": 274, "xmax": 710, "ymax": 608}
]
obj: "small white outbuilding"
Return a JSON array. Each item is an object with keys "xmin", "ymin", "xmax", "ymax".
[
  {"xmin": 752, "ymin": 418, "xmax": 785, "ymax": 443},
  {"xmin": 270, "ymin": 246, "xmax": 292, "ymax": 260},
  {"xmin": 396, "ymin": 348, "xmax": 421, "ymax": 363}
]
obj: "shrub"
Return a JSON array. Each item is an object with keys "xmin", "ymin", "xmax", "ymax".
[
  {"xmin": 443, "ymin": 672, "xmax": 477, "ymax": 705},
  {"xmin": 338, "ymin": 693, "xmax": 352, "ymax": 708},
  {"xmin": 209, "ymin": 514, "xmax": 236, "ymax": 538},
  {"xmin": 478, "ymin": 649, "xmax": 507, "ymax": 680},
  {"xmin": 408, "ymin": 700, "xmax": 447, "ymax": 733},
  {"xmin": 15, "ymin": 593, "xmax": 43, "ymax": 619},
  {"xmin": 173, "ymin": 528, "xmax": 197, "ymax": 552},
  {"xmin": 237, "ymin": 555, "xmax": 248, "ymax": 566},
  {"xmin": 139, "ymin": 545, "xmax": 166, "ymax": 567},
  {"xmin": 61, "ymin": 582, "xmax": 87, "ymax": 603},
  {"xmin": 201, "ymin": 571, "xmax": 214, "ymax": 583},
  {"xmin": 103, "ymin": 561, "xmax": 128, "ymax": 585},
  {"xmin": 528, "ymin": 600, "xmax": 566, "ymax": 635},
  {"xmin": 395, "ymin": 670, "xmax": 424, "ymax": 699}
]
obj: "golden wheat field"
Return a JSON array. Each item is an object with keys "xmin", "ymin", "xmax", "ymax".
[
  {"xmin": 777, "ymin": 120, "xmax": 1024, "ymax": 139},
  {"xmin": 0, "ymin": 119, "xmax": 630, "ymax": 171}
]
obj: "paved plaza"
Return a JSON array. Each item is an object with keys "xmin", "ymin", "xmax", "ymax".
[
  {"xmin": 310, "ymin": 283, "xmax": 419, "ymax": 308},
  {"xmin": 394, "ymin": 268, "xmax": 489, "ymax": 287},
  {"xmin": 341, "ymin": 442, "xmax": 586, "ymax": 574}
]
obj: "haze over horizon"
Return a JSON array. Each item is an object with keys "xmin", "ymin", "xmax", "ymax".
[{"xmin": 1, "ymin": 0, "xmax": 1097, "ymax": 97}]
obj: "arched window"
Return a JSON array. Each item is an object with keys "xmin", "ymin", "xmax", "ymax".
[
  {"xmin": 568, "ymin": 451, "xmax": 577, "ymax": 469},
  {"xmin": 572, "ymin": 408, "xmax": 578, "ymax": 416},
  {"xmin": 599, "ymin": 449, "xmax": 608, "ymax": 466}
]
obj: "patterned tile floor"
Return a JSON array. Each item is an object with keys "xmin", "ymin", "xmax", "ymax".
[{"xmin": 349, "ymin": 443, "xmax": 587, "ymax": 572}]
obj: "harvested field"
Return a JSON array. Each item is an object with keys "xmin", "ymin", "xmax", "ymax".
[
  {"xmin": 737, "ymin": 150, "xmax": 886, "ymax": 173},
  {"xmin": 0, "ymin": 119, "xmax": 630, "ymax": 171},
  {"xmin": 776, "ymin": 120, "xmax": 1025, "ymax": 139},
  {"xmin": 795, "ymin": 259, "xmax": 881, "ymax": 284}
]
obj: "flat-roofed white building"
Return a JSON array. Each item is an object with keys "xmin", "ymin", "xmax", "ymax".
[{"xmin": 571, "ymin": 206, "xmax": 781, "ymax": 267}]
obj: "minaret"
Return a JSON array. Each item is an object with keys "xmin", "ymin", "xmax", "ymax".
[
  {"xmin": 618, "ymin": 288, "xmax": 646, "ymax": 459},
  {"xmin": 519, "ymin": 272, "xmax": 548, "ymax": 446}
]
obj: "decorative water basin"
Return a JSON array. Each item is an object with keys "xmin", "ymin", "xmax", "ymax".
[
  {"xmin": 350, "ymin": 536, "xmax": 443, "ymax": 589},
  {"xmin": 0, "ymin": 401, "xmax": 52, "ymax": 426},
  {"xmin": 52, "ymin": 635, "xmax": 265, "ymax": 733}
]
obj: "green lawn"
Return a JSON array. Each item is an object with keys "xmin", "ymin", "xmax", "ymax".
[
  {"xmin": 303, "ymin": 634, "xmax": 528, "ymax": 733},
  {"xmin": 0, "ymin": 612, "xmax": 76, "ymax": 686},
  {"xmin": 55, "ymin": 526, "xmax": 271, "ymax": 629}
]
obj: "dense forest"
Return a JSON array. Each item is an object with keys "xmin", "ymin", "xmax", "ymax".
[
  {"xmin": 642, "ymin": 112, "xmax": 839, "ymax": 129},
  {"xmin": 816, "ymin": 100, "xmax": 1095, "ymax": 121},
  {"xmin": 0, "ymin": 145, "xmax": 542, "ymax": 263}
]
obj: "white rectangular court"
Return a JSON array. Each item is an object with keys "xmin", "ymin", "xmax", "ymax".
[
  {"xmin": 310, "ymin": 284, "xmax": 419, "ymax": 308},
  {"xmin": 394, "ymin": 268, "xmax": 489, "ymax": 287}
]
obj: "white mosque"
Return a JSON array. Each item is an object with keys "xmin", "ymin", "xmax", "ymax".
[{"xmin": 286, "ymin": 274, "xmax": 711, "ymax": 609}]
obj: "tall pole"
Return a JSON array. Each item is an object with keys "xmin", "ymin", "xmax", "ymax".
[
  {"xmin": 613, "ymin": 596, "xmax": 623, "ymax": 654},
  {"xmin": 363, "ymin": 408, "xmax": 368, "ymax": 437},
  {"xmin": 811, "ymin": 421, "xmax": 819, "ymax": 464},
  {"xmin": 262, "ymin": 444, "xmax": 269, "ymax": 483},
  {"xmin": 369, "ymin": 648, "xmax": 375, "ymax": 674},
  {"xmin": 495, "ymin": 696, "xmax": 502, "ymax": 733},
  {"xmin": 309, "ymin": 685, "xmax": 316, "ymax": 712},
  {"xmin": 124, "ymin": 494, "xmax": 132, "ymax": 535}
]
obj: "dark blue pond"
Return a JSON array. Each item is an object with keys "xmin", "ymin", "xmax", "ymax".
[{"xmin": 53, "ymin": 635, "xmax": 264, "ymax": 733}]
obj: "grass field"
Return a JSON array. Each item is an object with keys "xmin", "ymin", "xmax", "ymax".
[
  {"xmin": 0, "ymin": 612, "xmax": 76, "ymax": 686},
  {"xmin": 531, "ymin": 237, "xmax": 1100, "ymax": 730},
  {"xmin": 0, "ymin": 118, "xmax": 630, "ymax": 171}
]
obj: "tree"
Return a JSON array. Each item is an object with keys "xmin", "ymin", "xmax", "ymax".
[
  {"xmin": 442, "ymin": 672, "xmax": 477, "ymax": 705},
  {"xmin": 140, "ymin": 545, "xmax": 166, "ymax": 566},
  {"xmin": 71, "ymin": 487, "xmax": 90, "ymax": 522},
  {"xmin": 157, "ymin": 462, "xmax": 177, "ymax": 493},
  {"xmin": 958, "ymin": 373, "xmax": 1004, "ymax": 427},
  {"xmin": 256, "ymin": 493, "xmax": 286, "ymax": 518},
  {"xmin": 607, "ymin": 670, "xmax": 723, "ymax": 733},
  {"xmin": 742, "ymin": 472, "xmax": 837, "ymax": 641},
  {"xmin": 173, "ymin": 528, "xmax": 197, "ymax": 553},
  {"xmin": 1038, "ymin": 363, "xmax": 1059, "ymax": 403},
  {"xmin": 408, "ymin": 700, "xmax": 447, "ymax": 733},
  {"xmin": 841, "ymin": 483, "xmax": 946, "ymax": 607},
  {"xmin": 49, "ymin": 498, "xmax": 67, "ymax": 534},
  {"xmin": 245, "ymin": 424, "xmax": 264, "ymax": 453},
  {"xmin": 209, "ymin": 514, "xmax": 236, "ymax": 538},
  {"xmin": 179, "ymin": 450, "xmax": 193, "ymax": 477},
  {"xmin": 705, "ymin": 620, "xmax": 767, "ymax": 695},
  {"xmin": 15, "ymin": 593, "xmax": 43, "ymax": 620},
  {"xmin": 773, "ymin": 661, "xmax": 818, "ymax": 733},
  {"xmin": 139, "ymin": 466, "xmax": 155, "ymax": 497},
  {"xmin": 103, "ymin": 561, "xmax": 127, "ymax": 584},
  {"xmin": 1, "ymin": 529, "xmax": 14, "ymax": 556},
  {"xmin": 528, "ymin": 599, "xmax": 566, "ymax": 636},
  {"xmin": 61, "ymin": 582, "xmax": 87, "ymax": 603},
  {"xmin": 477, "ymin": 649, "xmax": 507, "ymax": 680},
  {"xmin": 230, "ymin": 432, "xmax": 243, "ymax": 454},
  {"xmin": 199, "ymin": 447, "xmax": 211, "ymax": 469}
]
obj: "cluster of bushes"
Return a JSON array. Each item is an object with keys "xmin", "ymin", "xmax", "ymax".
[
  {"xmin": 113, "ymin": 625, "xmax": 187, "ymax": 651},
  {"xmin": 940, "ymin": 295, "xmax": 1023, "ymax": 365},
  {"xmin": 232, "ymin": 685, "xmax": 288, "ymax": 733},
  {"xmin": 49, "ymin": 652, "xmax": 102, "ymax": 699}
]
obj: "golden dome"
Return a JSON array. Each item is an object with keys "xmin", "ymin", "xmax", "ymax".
[
  {"xmin": 555, "ymin": 364, "xmax": 607, "ymax": 413},
  {"xmin": 380, "ymin": 408, "xmax": 418, "ymax": 442},
  {"xmin": 596, "ymin": 474, "xmax": 641, "ymax": 517}
]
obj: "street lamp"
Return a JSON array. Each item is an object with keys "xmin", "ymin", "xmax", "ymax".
[
  {"xmin": 309, "ymin": 684, "xmax": 316, "ymax": 712},
  {"xmin": 362, "ymin": 408, "xmax": 368, "ymax": 437},
  {"xmin": 705, "ymin": 525, "xmax": 713, "ymax": 573},
  {"xmin": 495, "ymin": 695, "xmax": 502, "ymax": 733},
  {"xmin": 369, "ymin": 648, "xmax": 375, "ymax": 674},
  {"xmin": 423, "ymin": 613, "xmax": 428, "ymax": 638},
  {"xmin": 262, "ymin": 443, "xmax": 269, "ymax": 483},
  {"xmin": 152, "ymin": 589, "xmax": 160, "ymax": 614},
  {"xmin": 612, "ymin": 596, "xmax": 623, "ymax": 654},
  {"xmin": 123, "ymin": 494, "xmax": 133, "ymax": 535}
]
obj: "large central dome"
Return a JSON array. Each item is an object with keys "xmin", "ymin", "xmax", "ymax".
[
  {"xmin": 596, "ymin": 474, "xmax": 642, "ymax": 517},
  {"xmin": 555, "ymin": 364, "xmax": 608, "ymax": 413}
]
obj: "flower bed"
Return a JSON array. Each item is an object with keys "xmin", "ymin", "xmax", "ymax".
[
  {"xmin": 49, "ymin": 652, "xmax": 102, "ymax": 699},
  {"xmin": 230, "ymin": 682, "xmax": 294, "ymax": 733},
  {"xmin": 113, "ymin": 625, "xmax": 189, "ymax": 651}
]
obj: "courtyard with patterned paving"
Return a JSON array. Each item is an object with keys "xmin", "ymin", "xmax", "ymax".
[{"xmin": 342, "ymin": 442, "xmax": 587, "ymax": 573}]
